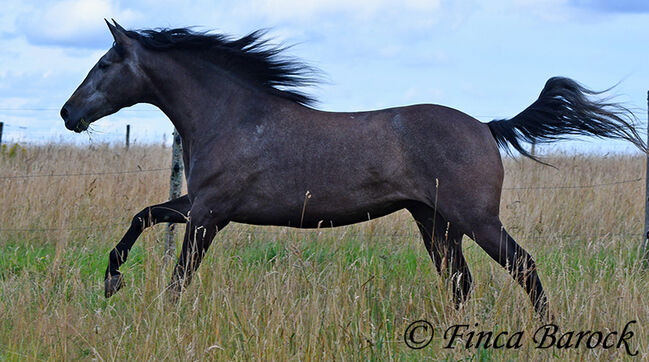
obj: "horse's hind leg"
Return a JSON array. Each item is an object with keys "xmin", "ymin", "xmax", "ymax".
[
  {"xmin": 470, "ymin": 218, "xmax": 550, "ymax": 320},
  {"xmin": 105, "ymin": 195, "xmax": 191, "ymax": 297},
  {"xmin": 409, "ymin": 205, "xmax": 472, "ymax": 308}
]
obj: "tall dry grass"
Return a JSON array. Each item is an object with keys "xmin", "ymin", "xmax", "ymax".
[{"xmin": 0, "ymin": 143, "xmax": 647, "ymax": 360}]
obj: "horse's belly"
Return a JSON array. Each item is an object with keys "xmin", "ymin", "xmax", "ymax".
[{"xmin": 230, "ymin": 197, "xmax": 411, "ymax": 228}]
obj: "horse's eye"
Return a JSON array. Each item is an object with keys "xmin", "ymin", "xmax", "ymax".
[{"xmin": 98, "ymin": 60, "xmax": 110, "ymax": 70}]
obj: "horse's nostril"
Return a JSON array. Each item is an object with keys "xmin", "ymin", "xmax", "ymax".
[{"xmin": 60, "ymin": 106, "xmax": 69, "ymax": 120}]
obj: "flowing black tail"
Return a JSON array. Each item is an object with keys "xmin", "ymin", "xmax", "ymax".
[{"xmin": 488, "ymin": 77, "xmax": 647, "ymax": 161}]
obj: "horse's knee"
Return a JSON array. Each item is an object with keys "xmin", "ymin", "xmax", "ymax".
[{"xmin": 132, "ymin": 208, "xmax": 152, "ymax": 230}]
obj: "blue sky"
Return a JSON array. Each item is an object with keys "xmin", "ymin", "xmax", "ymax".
[{"xmin": 0, "ymin": 0, "xmax": 648, "ymax": 153}]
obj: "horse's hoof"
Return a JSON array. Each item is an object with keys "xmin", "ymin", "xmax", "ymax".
[{"xmin": 104, "ymin": 274, "xmax": 124, "ymax": 298}]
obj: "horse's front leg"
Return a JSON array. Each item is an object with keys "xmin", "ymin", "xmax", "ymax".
[
  {"xmin": 105, "ymin": 195, "xmax": 191, "ymax": 297},
  {"xmin": 166, "ymin": 202, "xmax": 229, "ymax": 300}
]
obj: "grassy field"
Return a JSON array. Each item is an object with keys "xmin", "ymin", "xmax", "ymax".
[{"xmin": 0, "ymin": 143, "xmax": 648, "ymax": 360}]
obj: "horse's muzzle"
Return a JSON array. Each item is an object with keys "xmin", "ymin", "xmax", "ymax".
[{"xmin": 60, "ymin": 104, "xmax": 88, "ymax": 133}]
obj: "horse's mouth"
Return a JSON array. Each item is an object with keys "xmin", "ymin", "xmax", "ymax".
[{"xmin": 74, "ymin": 118, "xmax": 91, "ymax": 133}]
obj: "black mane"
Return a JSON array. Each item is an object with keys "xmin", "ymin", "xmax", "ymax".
[{"xmin": 123, "ymin": 27, "xmax": 320, "ymax": 106}]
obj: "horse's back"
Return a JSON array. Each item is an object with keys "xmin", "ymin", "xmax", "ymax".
[
  {"xmin": 224, "ymin": 102, "xmax": 504, "ymax": 228},
  {"xmin": 303, "ymin": 103, "xmax": 505, "ymax": 219}
]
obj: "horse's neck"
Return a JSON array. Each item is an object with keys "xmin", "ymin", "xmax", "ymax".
[
  {"xmin": 147, "ymin": 55, "xmax": 253, "ymax": 142},
  {"xmin": 145, "ymin": 53, "xmax": 310, "ymax": 149}
]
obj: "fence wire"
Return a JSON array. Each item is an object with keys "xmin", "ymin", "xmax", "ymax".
[
  {"xmin": 0, "ymin": 223, "xmax": 641, "ymax": 243},
  {"xmin": 0, "ymin": 133, "xmax": 646, "ymax": 238},
  {"xmin": 502, "ymin": 177, "xmax": 643, "ymax": 190},
  {"xmin": 0, "ymin": 167, "xmax": 170, "ymax": 180},
  {"xmin": 0, "ymin": 168, "xmax": 645, "ymax": 235},
  {"xmin": 1, "ymin": 166, "xmax": 643, "ymax": 189}
]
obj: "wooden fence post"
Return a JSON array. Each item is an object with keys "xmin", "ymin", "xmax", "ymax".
[
  {"xmin": 125, "ymin": 124, "xmax": 130, "ymax": 149},
  {"xmin": 643, "ymin": 91, "xmax": 649, "ymax": 266},
  {"xmin": 0, "ymin": 122, "xmax": 3, "ymax": 146},
  {"xmin": 165, "ymin": 129, "xmax": 184, "ymax": 261}
]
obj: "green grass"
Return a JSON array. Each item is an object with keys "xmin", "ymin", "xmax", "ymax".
[
  {"xmin": 1, "ymin": 225, "xmax": 647, "ymax": 360},
  {"xmin": 1, "ymin": 145, "xmax": 648, "ymax": 360}
]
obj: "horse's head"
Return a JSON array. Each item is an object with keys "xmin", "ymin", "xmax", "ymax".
[{"xmin": 61, "ymin": 20, "xmax": 149, "ymax": 132}]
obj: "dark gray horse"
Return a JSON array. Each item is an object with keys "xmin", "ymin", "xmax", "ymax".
[{"xmin": 61, "ymin": 20, "xmax": 646, "ymax": 319}]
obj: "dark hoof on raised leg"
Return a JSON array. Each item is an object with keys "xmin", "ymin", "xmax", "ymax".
[{"xmin": 104, "ymin": 274, "xmax": 124, "ymax": 298}]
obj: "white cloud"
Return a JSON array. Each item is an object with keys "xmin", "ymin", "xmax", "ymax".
[
  {"xmin": 0, "ymin": 35, "xmax": 106, "ymax": 110},
  {"xmin": 1, "ymin": 0, "xmax": 648, "ymax": 149},
  {"xmin": 569, "ymin": 0, "xmax": 649, "ymax": 13},
  {"xmin": 236, "ymin": 0, "xmax": 442, "ymax": 25},
  {"xmin": 16, "ymin": 0, "xmax": 140, "ymax": 48}
]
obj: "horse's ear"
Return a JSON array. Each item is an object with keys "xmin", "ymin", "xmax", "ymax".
[
  {"xmin": 111, "ymin": 19, "xmax": 127, "ymax": 33},
  {"xmin": 105, "ymin": 18, "xmax": 132, "ymax": 48}
]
